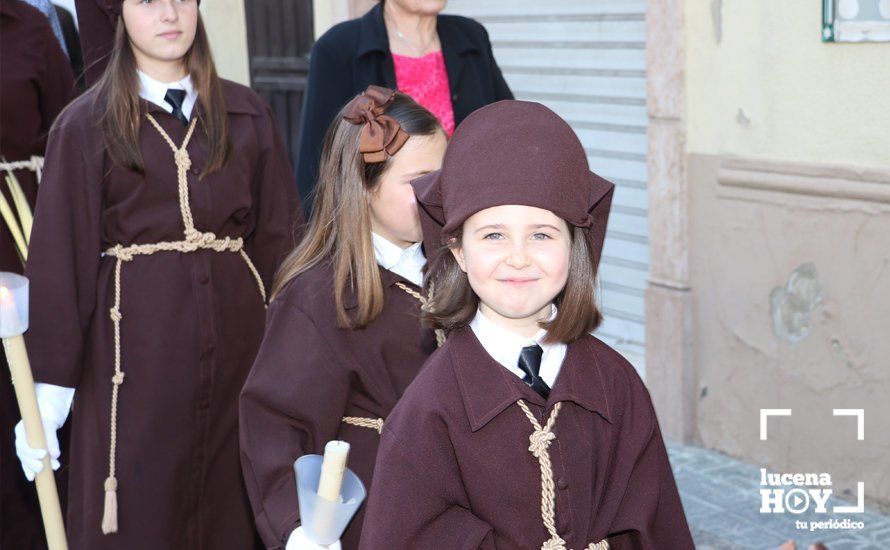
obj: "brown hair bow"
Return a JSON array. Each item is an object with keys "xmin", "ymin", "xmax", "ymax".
[{"xmin": 342, "ymin": 85, "xmax": 410, "ymax": 163}]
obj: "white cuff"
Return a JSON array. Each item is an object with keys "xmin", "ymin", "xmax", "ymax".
[
  {"xmin": 34, "ymin": 383, "xmax": 75, "ymax": 429},
  {"xmin": 285, "ymin": 526, "xmax": 342, "ymax": 550}
]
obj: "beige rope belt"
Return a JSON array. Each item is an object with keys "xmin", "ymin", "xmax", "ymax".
[
  {"xmin": 341, "ymin": 416, "xmax": 384, "ymax": 434},
  {"xmin": 338, "ymin": 282, "xmax": 445, "ymax": 434},
  {"xmin": 516, "ymin": 400, "xmax": 610, "ymax": 550},
  {"xmin": 99, "ymin": 114, "xmax": 266, "ymax": 535},
  {"xmin": 0, "ymin": 155, "xmax": 44, "ymax": 182}
]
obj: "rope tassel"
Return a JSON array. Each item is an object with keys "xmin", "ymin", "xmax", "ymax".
[{"xmin": 101, "ymin": 476, "xmax": 119, "ymax": 534}]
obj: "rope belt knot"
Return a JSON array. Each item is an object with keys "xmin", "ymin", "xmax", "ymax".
[
  {"xmin": 516, "ymin": 400, "xmax": 610, "ymax": 550},
  {"xmin": 174, "ymin": 149, "xmax": 191, "ymax": 170},
  {"xmin": 529, "ymin": 428, "xmax": 556, "ymax": 458}
]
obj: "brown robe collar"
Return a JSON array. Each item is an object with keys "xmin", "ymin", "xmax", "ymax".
[
  {"xmin": 448, "ymin": 326, "xmax": 613, "ymax": 432},
  {"xmin": 341, "ymin": 265, "xmax": 420, "ymax": 311}
]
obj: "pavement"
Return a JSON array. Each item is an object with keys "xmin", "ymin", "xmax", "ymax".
[{"xmin": 666, "ymin": 441, "xmax": 890, "ymax": 550}]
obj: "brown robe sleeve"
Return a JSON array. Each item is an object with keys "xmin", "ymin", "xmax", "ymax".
[
  {"xmin": 247, "ymin": 104, "xmax": 303, "ymax": 292},
  {"xmin": 359, "ymin": 408, "xmax": 496, "ymax": 549},
  {"xmin": 602, "ymin": 391, "xmax": 694, "ymax": 548},
  {"xmin": 239, "ymin": 299, "xmax": 351, "ymax": 548},
  {"xmin": 24, "ymin": 99, "xmax": 104, "ymax": 387}
]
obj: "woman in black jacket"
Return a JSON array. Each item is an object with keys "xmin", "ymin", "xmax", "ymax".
[{"xmin": 296, "ymin": 0, "xmax": 513, "ymax": 214}]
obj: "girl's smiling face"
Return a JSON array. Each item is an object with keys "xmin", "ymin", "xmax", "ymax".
[{"xmin": 452, "ymin": 205, "xmax": 572, "ymax": 336}]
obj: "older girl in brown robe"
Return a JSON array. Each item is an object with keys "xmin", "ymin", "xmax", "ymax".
[
  {"xmin": 16, "ymin": 1, "xmax": 300, "ymax": 548},
  {"xmin": 239, "ymin": 86, "xmax": 447, "ymax": 550},
  {"xmin": 359, "ymin": 101, "xmax": 695, "ymax": 549}
]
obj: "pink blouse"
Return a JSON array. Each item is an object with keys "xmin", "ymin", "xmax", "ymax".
[{"xmin": 392, "ymin": 51, "xmax": 455, "ymax": 136}]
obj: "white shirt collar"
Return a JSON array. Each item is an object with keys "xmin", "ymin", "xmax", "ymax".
[
  {"xmin": 137, "ymin": 70, "xmax": 198, "ymax": 121},
  {"xmin": 372, "ymin": 232, "xmax": 426, "ymax": 287},
  {"xmin": 469, "ymin": 305, "xmax": 566, "ymax": 389}
]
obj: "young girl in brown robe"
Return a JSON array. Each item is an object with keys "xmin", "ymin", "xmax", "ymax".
[
  {"xmin": 239, "ymin": 86, "xmax": 447, "ymax": 550},
  {"xmin": 15, "ymin": 1, "xmax": 300, "ymax": 548},
  {"xmin": 359, "ymin": 101, "xmax": 695, "ymax": 549}
]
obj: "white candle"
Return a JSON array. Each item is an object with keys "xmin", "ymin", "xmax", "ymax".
[
  {"xmin": 317, "ymin": 440, "xmax": 350, "ymax": 502},
  {"xmin": 0, "ymin": 285, "xmax": 26, "ymax": 337},
  {"xmin": 1, "ymin": 273, "xmax": 67, "ymax": 549}
]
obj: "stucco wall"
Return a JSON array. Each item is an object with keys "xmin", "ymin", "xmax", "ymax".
[
  {"xmin": 682, "ymin": 0, "xmax": 890, "ymax": 510},
  {"xmin": 685, "ymin": 0, "xmax": 890, "ymax": 166},
  {"xmin": 201, "ymin": 0, "xmax": 250, "ymax": 85}
]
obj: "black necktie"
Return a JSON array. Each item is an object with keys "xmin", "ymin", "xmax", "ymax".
[
  {"xmin": 518, "ymin": 344, "xmax": 550, "ymax": 400},
  {"xmin": 164, "ymin": 89, "xmax": 189, "ymax": 126}
]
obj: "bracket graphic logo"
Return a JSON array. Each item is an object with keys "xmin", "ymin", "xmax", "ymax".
[{"xmin": 759, "ymin": 409, "xmax": 866, "ymax": 530}]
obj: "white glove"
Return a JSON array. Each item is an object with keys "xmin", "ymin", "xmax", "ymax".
[
  {"xmin": 14, "ymin": 383, "xmax": 75, "ymax": 481},
  {"xmin": 285, "ymin": 526, "xmax": 342, "ymax": 550}
]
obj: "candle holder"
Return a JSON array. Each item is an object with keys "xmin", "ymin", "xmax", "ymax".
[
  {"xmin": 294, "ymin": 454, "xmax": 366, "ymax": 545},
  {"xmin": 0, "ymin": 272, "xmax": 28, "ymax": 337}
]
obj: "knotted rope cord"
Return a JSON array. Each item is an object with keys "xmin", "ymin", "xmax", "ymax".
[
  {"xmin": 516, "ymin": 400, "xmax": 609, "ymax": 550},
  {"xmin": 339, "ymin": 282, "xmax": 445, "ymax": 434},
  {"xmin": 100, "ymin": 114, "xmax": 266, "ymax": 535}
]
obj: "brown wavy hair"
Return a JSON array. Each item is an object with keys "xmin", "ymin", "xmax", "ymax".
[
  {"xmin": 94, "ymin": 14, "xmax": 228, "ymax": 177},
  {"xmin": 271, "ymin": 93, "xmax": 443, "ymax": 329}
]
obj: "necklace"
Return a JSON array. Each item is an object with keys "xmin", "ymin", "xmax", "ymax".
[{"xmin": 385, "ymin": 10, "xmax": 438, "ymax": 57}]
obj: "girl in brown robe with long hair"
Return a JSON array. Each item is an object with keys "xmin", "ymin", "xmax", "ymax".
[
  {"xmin": 15, "ymin": 1, "xmax": 300, "ymax": 548},
  {"xmin": 239, "ymin": 86, "xmax": 447, "ymax": 550}
]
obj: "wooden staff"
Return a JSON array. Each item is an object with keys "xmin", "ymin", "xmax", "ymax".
[{"xmin": 1, "ymin": 275, "xmax": 68, "ymax": 550}]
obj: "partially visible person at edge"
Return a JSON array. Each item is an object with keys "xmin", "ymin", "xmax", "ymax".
[
  {"xmin": 295, "ymin": 0, "xmax": 513, "ymax": 215},
  {"xmin": 15, "ymin": 0, "xmax": 301, "ymax": 548},
  {"xmin": 239, "ymin": 85, "xmax": 447, "ymax": 550},
  {"xmin": 1, "ymin": 3, "xmax": 76, "ymax": 547}
]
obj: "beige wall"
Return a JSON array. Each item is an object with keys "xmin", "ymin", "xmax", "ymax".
[
  {"xmin": 685, "ymin": 0, "xmax": 890, "ymax": 167},
  {"xmin": 314, "ymin": 0, "xmax": 376, "ymax": 38},
  {"xmin": 679, "ymin": 0, "xmax": 890, "ymax": 510},
  {"xmin": 201, "ymin": 0, "xmax": 250, "ymax": 85}
]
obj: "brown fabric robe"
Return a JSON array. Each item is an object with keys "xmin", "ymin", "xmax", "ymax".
[
  {"xmin": 359, "ymin": 327, "xmax": 695, "ymax": 550},
  {"xmin": 0, "ymin": 0, "xmax": 75, "ymax": 273},
  {"xmin": 23, "ymin": 80, "xmax": 301, "ymax": 549},
  {"xmin": 1, "ymin": 2, "xmax": 75, "ymax": 548},
  {"xmin": 240, "ymin": 263, "xmax": 437, "ymax": 550},
  {"xmin": 73, "ymin": 0, "xmax": 114, "ymax": 86}
]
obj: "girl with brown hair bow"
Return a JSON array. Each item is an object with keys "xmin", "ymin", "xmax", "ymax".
[{"xmin": 239, "ymin": 85, "xmax": 447, "ymax": 550}]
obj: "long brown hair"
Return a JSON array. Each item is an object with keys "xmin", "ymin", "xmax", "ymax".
[
  {"xmin": 422, "ymin": 225, "xmax": 603, "ymax": 344},
  {"xmin": 272, "ymin": 93, "xmax": 443, "ymax": 329},
  {"xmin": 94, "ymin": 14, "xmax": 229, "ymax": 177}
]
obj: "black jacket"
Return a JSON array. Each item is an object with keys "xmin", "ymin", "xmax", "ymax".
[{"xmin": 296, "ymin": 3, "xmax": 513, "ymax": 214}]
